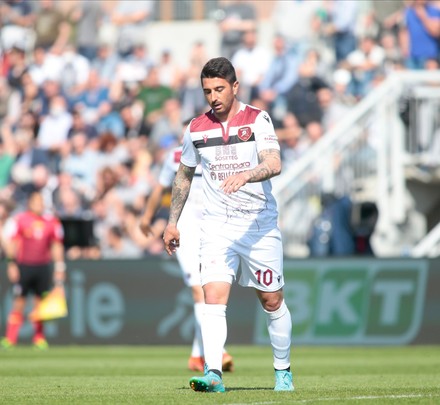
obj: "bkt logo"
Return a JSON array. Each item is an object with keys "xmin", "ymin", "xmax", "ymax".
[{"xmin": 254, "ymin": 260, "xmax": 428, "ymax": 345}]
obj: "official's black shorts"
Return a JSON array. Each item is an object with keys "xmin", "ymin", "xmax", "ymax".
[{"xmin": 17, "ymin": 263, "xmax": 52, "ymax": 297}]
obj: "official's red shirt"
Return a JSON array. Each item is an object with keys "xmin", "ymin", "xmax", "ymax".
[{"xmin": 8, "ymin": 211, "xmax": 64, "ymax": 265}]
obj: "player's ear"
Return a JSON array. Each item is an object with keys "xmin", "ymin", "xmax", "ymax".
[{"xmin": 233, "ymin": 81, "xmax": 239, "ymax": 96}]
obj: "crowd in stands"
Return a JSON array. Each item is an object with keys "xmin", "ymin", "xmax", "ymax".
[{"xmin": 1, "ymin": 0, "xmax": 439, "ymax": 259}]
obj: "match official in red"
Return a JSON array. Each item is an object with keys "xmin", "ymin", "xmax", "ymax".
[{"xmin": 1, "ymin": 191, "xmax": 66, "ymax": 349}]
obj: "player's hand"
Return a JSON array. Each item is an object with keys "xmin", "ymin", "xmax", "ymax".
[
  {"xmin": 7, "ymin": 262, "xmax": 19, "ymax": 284},
  {"xmin": 163, "ymin": 223, "xmax": 180, "ymax": 256},
  {"xmin": 220, "ymin": 172, "xmax": 249, "ymax": 194}
]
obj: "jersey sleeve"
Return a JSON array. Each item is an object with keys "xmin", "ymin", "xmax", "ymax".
[
  {"xmin": 254, "ymin": 110, "xmax": 280, "ymax": 153},
  {"xmin": 2, "ymin": 217, "xmax": 18, "ymax": 240},
  {"xmin": 180, "ymin": 124, "xmax": 200, "ymax": 168},
  {"xmin": 158, "ymin": 149, "xmax": 179, "ymax": 188}
]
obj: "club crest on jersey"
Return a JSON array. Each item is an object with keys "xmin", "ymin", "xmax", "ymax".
[
  {"xmin": 238, "ymin": 126, "xmax": 252, "ymax": 141},
  {"xmin": 203, "ymin": 134, "xmax": 208, "ymax": 143}
]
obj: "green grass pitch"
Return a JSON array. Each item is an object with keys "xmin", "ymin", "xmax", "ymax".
[{"xmin": 0, "ymin": 345, "xmax": 439, "ymax": 404}]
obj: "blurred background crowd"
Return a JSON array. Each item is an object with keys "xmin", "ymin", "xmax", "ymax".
[{"xmin": 0, "ymin": 0, "xmax": 438, "ymax": 260}]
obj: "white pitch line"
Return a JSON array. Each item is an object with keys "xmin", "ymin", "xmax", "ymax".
[
  {"xmin": 295, "ymin": 394, "xmax": 438, "ymax": 403},
  {"xmin": 228, "ymin": 393, "xmax": 438, "ymax": 405}
]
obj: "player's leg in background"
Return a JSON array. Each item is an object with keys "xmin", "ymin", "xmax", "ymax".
[{"xmin": 188, "ymin": 284, "xmax": 205, "ymax": 372}]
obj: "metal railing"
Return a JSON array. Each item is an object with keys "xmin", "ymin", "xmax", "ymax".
[{"xmin": 273, "ymin": 71, "xmax": 440, "ymax": 258}]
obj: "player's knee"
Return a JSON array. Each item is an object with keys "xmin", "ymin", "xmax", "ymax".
[{"xmin": 259, "ymin": 292, "xmax": 284, "ymax": 312}]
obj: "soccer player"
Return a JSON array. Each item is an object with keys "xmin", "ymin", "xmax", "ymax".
[
  {"xmin": 139, "ymin": 139, "xmax": 234, "ymax": 373},
  {"xmin": 1, "ymin": 191, "xmax": 66, "ymax": 349},
  {"xmin": 163, "ymin": 57, "xmax": 294, "ymax": 392}
]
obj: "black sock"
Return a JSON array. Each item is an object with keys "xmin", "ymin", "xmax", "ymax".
[
  {"xmin": 209, "ymin": 369, "xmax": 222, "ymax": 378},
  {"xmin": 275, "ymin": 367, "xmax": 290, "ymax": 372}
]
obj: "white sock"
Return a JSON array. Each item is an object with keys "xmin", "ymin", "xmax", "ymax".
[
  {"xmin": 201, "ymin": 304, "xmax": 227, "ymax": 373},
  {"xmin": 264, "ymin": 300, "xmax": 292, "ymax": 370},
  {"xmin": 191, "ymin": 302, "xmax": 204, "ymax": 358}
]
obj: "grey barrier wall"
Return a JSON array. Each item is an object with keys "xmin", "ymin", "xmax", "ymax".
[{"xmin": 0, "ymin": 258, "xmax": 439, "ymax": 345}]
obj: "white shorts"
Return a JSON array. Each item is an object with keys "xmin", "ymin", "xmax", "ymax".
[
  {"xmin": 199, "ymin": 224, "xmax": 284, "ymax": 292},
  {"xmin": 176, "ymin": 216, "xmax": 202, "ymax": 287}
]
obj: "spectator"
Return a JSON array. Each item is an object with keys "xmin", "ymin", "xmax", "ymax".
[
  {"xmin": 285, "ymin": 51, "xmax": 330, "ymax": 128},
  {"xmin": 67, "ymin": 108, "xmax": 98, "ymax": 143},
  {"xmin": 12, "ymin": 163, "xmax": 55, "ymax": 212},
  {"xmin": 5, "ymin": 46, "xmax": 27, "ymax": 91},
  {"xmin": 96, "ymin": 101, "xmax": 125, "ymax": 139},
  {"xmin": 60, "ymin": 132, "xmax": 99, "ymax": 197},
  {"xmin": 271, "ymin": 0, "xmax": 322, "ymax": 57},
  {"xmin": 116, "ymin": 42, "xmax": 154, "ymax": 85},
  {"xmin": 35, "ymin": 79, "xmax": 63, "ymax": 117},
  {"xmin": 344, "ymin": 35, "xmax": 386, "ymax": 98},
  {"xmin": 9, "ymin": 122, "xmax": 50, "ymax": 205},
  {"xmin": 69, "ymin": 1, "xmax": 103, "ymax": 61},
  {"xmin": 118, "ymin": 102, "xmax": 149, "ymax": 139},
  {"xmin": 180, "ymin": 41, "xmax": 210, "ymax": 121},
  {"xmin": 93, "ymin": 167, "xmax": 121, "ymax": 232},
  {"xmin": 72, "ymin": 69, "xmax": 109, "ymax": 125},
  {"xmin": 0, "ymin": 78, "xmax": 18, "ymax": 124},
  {"xmin": 232, "ymin": 28, "xmax": 271, "ymax": 103},
  {"xmin": 59, "ymin": 44, "xmax": 90, "ymax": 100},
  {"xmin": 216, "ymin": 0, "xmax": 257, "ymax": 60},
  {"xmin": 92, "ymin": 42, "xmax": 120, "ymax": 87},
  {"xmin": 28, "ymin": 46, "xmax": 61, "ymax": 86},
  {"xmin": 258, "ymin": 34, "xmax": 300, "ymax": 125},
  {"xmin": 110, "ymin": 0, "xmax": 155, "ymax": 58},
  {"xmin": 317, "ymin": 85, "xmax": 355, "ymax": 132},
  {"xmin": 136, "ymin": 66, "xmax": 174, "ymax": 126},
  {"xmin": 401, "ymin": 0, "xmax": 440, "ymax": 69},
  {"xmin": 307, "ymin": 194, "xmax": 357, "ymax": 257},
  {"xmin": 0, "ymin": 198, "xmax": 15, "ymax": 259},
  {"xmin": 33, "ymin": 0, "xmax": 71, "ymax": 52},
  {"xmin": 157, "ymin": 48, "xmax": 183, "ymax": 91},
  {"xmin": 0, "ymin": 120, "xmax": 18, "ymax": 190},
  {"xmin": 149, "ymin": 98, "xmax": 183, "ymax": 149},
  {"xmin": 276, "ymin": 112, "xmax": 308, "ymax": 167},
  {"xmin": 52, "ymin": 172, "xmax": 86, "ymax": 215},
  {"xmin": 55, "ymin": 185, "xmax": 87, "ymax": 218},
  {"xmin": 20, "ymin": 72, "xmax": 40, "ymax": 115},
  {"xmin": 36, "ymin": 95, "xmax": 72, "ymax": 172},
  {"xmin": 54, "ymin": 182, "xmax": 96, "ymax": 260},
  {"xmin": 0, "ymin": 0, "xmax": 35, "ymax": 52},
  {"xmin": 95, "ymin": 132, "xmax": 130, "ymax": 171},
  {"xmin": 123, "ymin": 203, "xmax": 163, "ymax": 255},
  {"xmin": 322, "ymin": 0, "xmax": 359, "ymax": 64},
  {"xmin": 101, "ymin": 225, "xmax": 143, "ymax": 258},
  {"xmin": 380, "ymin": 30, "xmax": 405, "ymax": 74}
]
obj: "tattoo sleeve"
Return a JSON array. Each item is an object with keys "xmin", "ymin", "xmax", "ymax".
[
  {"xmin": 168, "ymin": 163, "xmax": 196, "ymax": 225},
  {"xmin": 246, "ymin": 148, "xmax": 282, "ymax": 183}
]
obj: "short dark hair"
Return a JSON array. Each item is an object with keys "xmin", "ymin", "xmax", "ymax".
[{"xmin": 200, "ymin": 57, "xmax": 237, "ymax": 85}]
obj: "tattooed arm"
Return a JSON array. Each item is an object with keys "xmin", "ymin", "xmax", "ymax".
[
  {"xmin": 220, "ymin": 148, "xmax": 281, "ymax": 195},
  {"xmin": 247, "ymin": 148, "xmax": 282, "ymax": 182},
  {"xmin": 163, "ymin": 163, "xmax": 196, "ymax": 255}
]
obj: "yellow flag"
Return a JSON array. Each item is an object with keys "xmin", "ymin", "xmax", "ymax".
[{"xmin": 28, "ymin": 286, "xmax": 68, "ymax": 321}]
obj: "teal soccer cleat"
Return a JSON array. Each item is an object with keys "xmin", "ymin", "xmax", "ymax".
[
  {"xmin": 274, "ymin": 370, "xmax": 294, "ymax": 391},
  {"xmin": 189, "ymin": 371, "xmax": 225, "ymax": 393}
]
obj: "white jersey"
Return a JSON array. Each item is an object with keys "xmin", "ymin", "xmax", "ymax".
[
  {"xmin": 181, "ymin": 102, "xmax": 280, "ymax": 233},
  {"xmin": 159, "ymin": 146, "xmax": 203, "ymax": 224},
  {"xmin": 159, "ymin": 146, "xmax": 203, "ymax": 287}
]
